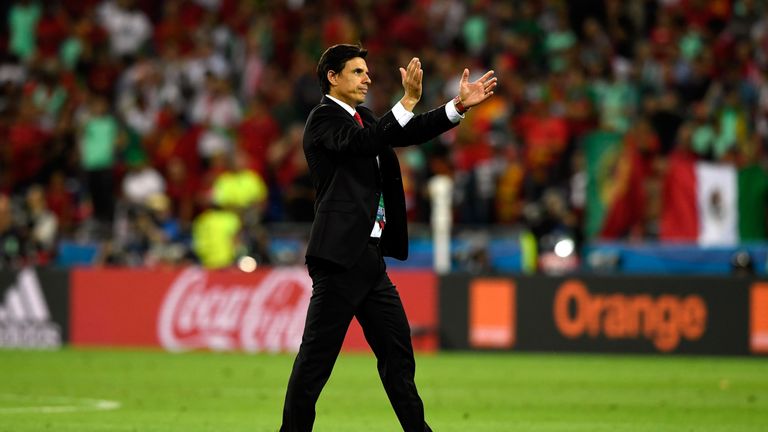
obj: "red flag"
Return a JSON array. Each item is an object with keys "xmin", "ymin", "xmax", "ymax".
[{"xmin": 659, "ymin": 151, "xmax": 698, "ymax": 241}]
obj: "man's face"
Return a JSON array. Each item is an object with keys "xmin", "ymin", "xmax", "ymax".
[{"xmin": 328, "ymin": 57, "xmax": 371, "ymax": 107}]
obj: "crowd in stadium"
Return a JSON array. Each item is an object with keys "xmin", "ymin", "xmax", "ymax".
[{"xmin": 1, "ymin": 0, "xmax": 767, "ymax": 269}]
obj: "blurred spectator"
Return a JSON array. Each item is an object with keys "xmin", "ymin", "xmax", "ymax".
[
  {"xmin": 237, "ymin": 22, "xmax": 268, "ymax": 101},
  {"xmin": 182, "ymin": 35, "xmax": 230, "ymax": 94},
  {"xmin": 58, "ymin": 9, "xmax": 102, "ymax": 72},
  {"xmin": 8, "ymin": 0, "xmax": 42, "ymax": 62},
  {"xmin": 97, "ymin": 0, "xmax": 151, "ymax": 59},
  {"xmin": 145, "ymin": 193, "xmax": 184, "ymax": 254},
  {"xmin": 237, "ymin": 98, "xmax": 281, "ymax": 176},
  {"xmin": 163, "ymin": 156, "xmax": 198, "ymax": 228},
  {"xmin": 191, "ymin": 74, "xmax": 241, "ymax": 158},
  {"xmin": 144, "ymin": 111, "xmax": 199, "ymax": 173},
  {"xmin": 77, "ymin": 93, "xmax": 122, "ymax": 232},
  {"xmin": 153, "ymin": 0, "xmax": 193, "ymax": 54},
  {"xmin": 495, "ymin": 145, "xmax": 525, "ymax": 224},
  {"xmin": 0, "ymin": 194, "xmax": 25, "ymax": 268},
  {"xmin": 647, "ymin": 90, "xmax": 684, "ymax": 154},
  {"xmin": 120, "ymin": 205, "xmax": 160, "ymax": 265},
  {"xmin": 23, "ymin": 184, "xmax": 58, "ymax": 263},
  {"xmin": 580, "ymin": 18, "xmax": 613, "ymax": 69},
  {"xmin": 211, "ymin": 150, "xmax": 267, "ymax": 212},
  {"xmin": 0, "ymin": 53, "xmax": 26, "ymax": 91},
  {"xmin": 291, "ymin": 51, "xmax": 323, "ymax": 121},
  {"xmin": 594, "ymin": 60, "xmax": 640, "ymax": 133},
  {"xmin": 543, "ymin": 7, "xmax": 577, "ymax": 73},
  {"xmin": 516, "ymin": 92, "xmax": 569, "ymax": 202},
  {"xmin": 427, "ymin": 0, "xmax": 466, "ymax": 49},
  {"xmin": 282, "ymin": 152, "xmax": 315, "ymax": 223},
  {"xmin": 121, "ymin": 192, "xmax": 185, "ymax": 267},
  {"xmin": 36, "ymin": 3, "xmax": 69, "ymax": 61},
  {"xmin": 122, "ymin": 154, "xmax": 166, "ymax": 207},
  {"xmin": 265, "ymin": 123, "xmax": 303, "ymax": 220},
  {"xmin": 117, "ymin": 60, "xmax": 163, "ymax": 137},
  {"xmin": 192, "ymin": 201, "xmax": 241, "ymax": 269},
  {"xmin": 212, "ymin": 149, "xmax": 270, "ymax": 263},
  {"xmin": 30, "ymin": 60, "xmax": 69, "ymax": 131},
  {"xmin": 8, "ymin": 98, "xmax": 49, "ymax": 190},
  {"xmin": 45, "ymin": 170, "xmax": 78, "ymax": 236},
  {"xmin": 197, "ymin": 150, "xmax": 228, "ymax": 210},
  {"xmin": 529, "ymin": 187, "xmax": 578, "ymax": 241},
  {"xmin": 84, "ymin": 48, "xmax": 122, "ymax": 96},
  {"xmin": 737, "ymin": 133, "xmax": 768, "ymax": 241},
  {"xmin": 712, "ymin": 88, "xmax": 750, "ymax": 160}
]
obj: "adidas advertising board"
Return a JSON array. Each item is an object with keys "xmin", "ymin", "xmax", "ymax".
[{"xmin": 0, "ymin": 268, "xmax": 69, "ymax": 349}]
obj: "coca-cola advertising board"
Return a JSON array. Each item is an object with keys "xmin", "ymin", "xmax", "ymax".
[{"xmin": 70, "ymin": 267, "xmax": 437, "ymax": 352}]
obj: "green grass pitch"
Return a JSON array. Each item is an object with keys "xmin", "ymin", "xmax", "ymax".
[{"xmin": 1, "ymin": 349, "xmax": 767, "ymax": 431}]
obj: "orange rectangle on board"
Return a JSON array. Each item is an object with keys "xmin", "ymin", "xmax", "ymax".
[
  {"xmin": 751, "ymin": 283, "xmax": 768, "ymax": 354},
  {"xmin": 469, "ymin": 279, "xmax": 515, "ymax": 349}
]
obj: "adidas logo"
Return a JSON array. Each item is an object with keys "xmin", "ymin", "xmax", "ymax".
[{"xmin": 0, "ymin": 268, "xmax": 61, "ymax": 349}]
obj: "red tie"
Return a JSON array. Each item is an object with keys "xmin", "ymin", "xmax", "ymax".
[{"xmin": 353, "ymin": 111, "xmax": 363, "ymax": 127}]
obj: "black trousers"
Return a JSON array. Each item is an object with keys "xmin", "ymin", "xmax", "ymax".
[{"xmin": 280, "ymin": 240, "xmax": 432, "ymax": 432}]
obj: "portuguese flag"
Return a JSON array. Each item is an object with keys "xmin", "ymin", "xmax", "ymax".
[{"xmin": 584, "ymin": 129, "xmax": 656, "ymax": 239}]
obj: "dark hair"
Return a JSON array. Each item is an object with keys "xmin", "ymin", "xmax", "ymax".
[{"xmin": 316, "ymin": 44, "xmax": 368, "ymax": 94}]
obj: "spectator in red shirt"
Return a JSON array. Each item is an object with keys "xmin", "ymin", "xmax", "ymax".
[{"xmin": 8, "ymin": 98, "xmax": 50, "ymax": 190}]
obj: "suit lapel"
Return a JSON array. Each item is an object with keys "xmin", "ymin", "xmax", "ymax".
[{"xmin": 321, "ymin": 96, "xmax": 365, "ymax": 128}]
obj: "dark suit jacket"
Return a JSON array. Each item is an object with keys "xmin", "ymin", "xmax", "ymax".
[{"xmin": 303, "ymin": 96, "xmax": 458, "ymax": 269}]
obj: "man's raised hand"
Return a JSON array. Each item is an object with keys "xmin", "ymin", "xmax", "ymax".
[
  {"xmin": 399, "ymin": 57, "xmax": 423, "ymax": 112},
  {"xmin": 458, "ymin": 69, "xmax": 497, "ymax": 109}
]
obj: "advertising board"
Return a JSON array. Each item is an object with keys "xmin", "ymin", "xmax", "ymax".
[
  {"xmin": 441, "ymin": 275, "xmax": 755, "ymax": 355},
  {"xmin": 71, "ymin": 267, "xmax": 437, "ymax": 352},
  {"xmin": 0, "ymin": 267, "xmax": 69, "ymax": 349}
]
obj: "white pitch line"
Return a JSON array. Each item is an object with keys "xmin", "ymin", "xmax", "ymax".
[{"xmin": 0, "ymin": 394, "xmax": 121, "ymax": 414}]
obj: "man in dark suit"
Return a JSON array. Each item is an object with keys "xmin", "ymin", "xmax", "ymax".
[{"xmin": 280, "ymin": 44, "xmax": 497, "ymax": 432}]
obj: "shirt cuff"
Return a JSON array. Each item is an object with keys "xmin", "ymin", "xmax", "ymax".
[
  {"xmin": 392, "ymin": 102, "xmax": 415, "ymax": 127},
  {"xmin": 445, "ymin": 99, "xmax": 464, "ymax": 123}
]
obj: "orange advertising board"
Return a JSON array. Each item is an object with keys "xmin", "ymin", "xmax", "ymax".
[
  {"xmin": 469, "ymin": 278, "xmax": 515, "ymax": 349},
  {"xmin": 751, "ymin": 283, "xmax": 768, "ymax": 354},
  {"xmin": 441, "ymin": 274, "xmax": 753, "ymax": 355}
]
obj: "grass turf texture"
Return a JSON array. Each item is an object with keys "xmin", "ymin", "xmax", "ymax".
[{"xmin": 1, "ymin": 349, "xmax": 767, "ymax": 431}]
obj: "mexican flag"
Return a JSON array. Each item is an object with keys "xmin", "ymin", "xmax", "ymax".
[{"xmin": 660, "ymin": 154, "xmax": 768, "ymax": 245}]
